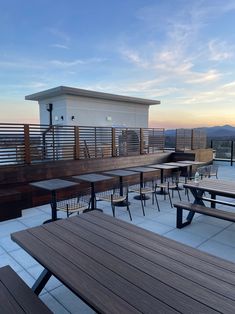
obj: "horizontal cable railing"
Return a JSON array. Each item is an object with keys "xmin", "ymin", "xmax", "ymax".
[{"xmin": 0, "ymin": 123, "xmax": 166, "ymax": 166}]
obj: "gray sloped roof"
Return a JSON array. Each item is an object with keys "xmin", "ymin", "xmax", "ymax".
[{"xmin": 25, "ymin": 86, "xmax": 160, "ymax": 106}]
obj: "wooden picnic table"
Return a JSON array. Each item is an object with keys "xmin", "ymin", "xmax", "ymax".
[
  {"xmin": 11, "ymin": 211, "xmax": 235, "ymax": 314},
  {"xmin": 185, "ymin": 178, "xmax": 235, "ymax": 204},
  {"xmin": 182, "ymin": 178, "xmax": 235, "ymax": 224}
]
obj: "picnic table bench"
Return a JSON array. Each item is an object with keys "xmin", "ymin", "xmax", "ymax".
[
  {"xmin": 174, "ymin": 178, "xmax": 235, "ymax": 228},
  {"xmin": 0, "ymin": 265, "xmax": 52, "ymax": 314},
  {"xmin": 174, "ymin": 201, "xmax": 235, "ymax": 228}
]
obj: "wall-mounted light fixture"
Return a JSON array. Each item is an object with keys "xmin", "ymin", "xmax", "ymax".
[
  {"xmin": 61, "ymin": 115, "xmax": 64, "ymax": 120},
  {"xmin": 46, "ymin": 103, "xmax": 53, "ymax": 111},
  {"xmin": 54, "ymin": 116, "xmax": 59, "ymax": 121},
  {"xmin": 71, "ymin": 115, "xmax": 75, "ymax": 120},
  {"xmin": 106, "ymin": 116, "xmax": 112, "ymax": 121},
  {"xmin": 46, "ymin": 103, "xmax": 53, "ymax": 125}
]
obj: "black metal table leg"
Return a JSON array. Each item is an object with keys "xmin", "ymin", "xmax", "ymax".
[{"xmin": 32, "ymin": 268, "xmax": 52, "ymax": 295}]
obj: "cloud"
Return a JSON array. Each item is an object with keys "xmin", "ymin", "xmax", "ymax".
[
  {"xmin": 0, "ymin": 59, "xmax": 45, "ymax": 69},
  {"xmin": 222, "ymin": 80, "xmax": 235, "ymax": 88},
  {"xmin": 208, "ymin": 39, "xmax": 234, "ymax": 61},
  {"xmin": 186, "ymin": 69, "xmax": 221, "ymax": 84},
  {"xmin": 50, "ymin": 44, "xmax": 69, "ymax": 49},
  {"xmin": 120, "ymin": 49, "xmax": 149, "ymax": 68},
  {"xmin": 50, "ymin": 57, "xmax": 106, "ymax": 67},
  {"xmin": 46, "ymin": 27, "xmax": 70, "ymax": 43}
]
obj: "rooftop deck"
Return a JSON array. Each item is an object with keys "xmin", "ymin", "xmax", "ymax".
[{"xmin": 0, "ymin": 161, "xmax": 234, "ymax": 313}]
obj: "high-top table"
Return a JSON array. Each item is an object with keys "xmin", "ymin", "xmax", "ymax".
[
  {"xmin": 73, "ymin": 174, "xmax": 113, "ymax": 210},
  {"xmin": 163, "ymin": 162, "xmax": 193, "ymax": 188},
  {"xmin": 30, "ymin": 179, "xmax": 79, "ymax": 222},
  {"xmin": 178, "ymin": 160, "xmax": 205, "ymax": 165},
  {"xmin": 103, "ymin": 169, "xmax": 138, "ymax": 206},
  {"xmin": 103, "ymin": 169, "xmax": 138, "ymax": 195},
  {"xmin": 11, "ymin": 211, "xmax": 235, "ymax": 314},
  {"xmin": 177, "ymin": 160, "xmax": 205, "ymax": 178},
  {"xmin": 148, "ymin": 164, "xmax": 179, "ymax": 194},
  {"xmin": 126, "ymin": 166, "xmax": 160, "ymax": 200}
]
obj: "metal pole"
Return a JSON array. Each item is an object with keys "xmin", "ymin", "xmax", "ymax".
[{"xmin": 231, "ymin": 140, "xmax": 234, "ymax": 166}]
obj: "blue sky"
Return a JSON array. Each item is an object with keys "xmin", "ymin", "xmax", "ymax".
[{"xmin": 1, "ymin": 0, "xmax": 235, "ymax": 128}]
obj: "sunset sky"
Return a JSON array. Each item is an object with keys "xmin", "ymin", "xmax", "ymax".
[{"xmin": 0, "ymin": 0, "xmax": 235, "ymax": 128}]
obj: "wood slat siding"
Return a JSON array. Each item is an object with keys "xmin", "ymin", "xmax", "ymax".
[{"xmin": 11, "ymin": 211, "xmax": 235, "ymax": 314}]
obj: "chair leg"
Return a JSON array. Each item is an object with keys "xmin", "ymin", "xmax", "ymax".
[
  {"xmin": 164, "ymin": 189, "xmax": 166, "ymax": 200},
  {"xmin": 126, "ymin": 201, "xmax": 132, "ymax": 221},
  {"xmin": 143, "ymin": 194, "xmax": 146, "ymax": 206},
  {"xmin": 168, "ymin": 190, "xmax": 173, "ymax": 208},
  {"xmin": 177, "ymin": 188, "xmax": 182, "ymax": 201},
  {"xmin": 111, "ymin": 203, "xmax": 115, "ymax": 217},
  {"xmin": 186, "ymin": 188, "xmax": 190, "ymax": 201},
  {"xmin": 140, "ymin": 194, "xmax": 145, "ymax": 216},
  {"xmin": 154, "ymin": 192, "xmax": 160, "ymax": 211}
]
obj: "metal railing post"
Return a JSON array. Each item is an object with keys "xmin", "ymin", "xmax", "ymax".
[
  {"xmin": 112, "ymin": 128, "xmax": 116, "ymax": 157},
  {"xmin": 24, "ymin": 124, "xmax": 31, "ymax": 164},
  {"xmin": 140, "ymin": 128, "xmax": 144, "ymax": 154},
  {"xmin": 74, "ymin": 126, "xmax": 80, "ymax": 159},
  {"xmin": 231, "ymin": 140, "xmax": 233, "ymax": 166}
]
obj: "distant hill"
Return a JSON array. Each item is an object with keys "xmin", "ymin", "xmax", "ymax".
[{"xmin": 165, "ymin": 125, "xmax": 235, "ymax": 138}]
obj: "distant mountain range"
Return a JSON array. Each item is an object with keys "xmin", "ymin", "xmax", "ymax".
[{"xmin": 165, "ymin": 125, "xmax": 235, "ymax": 138}]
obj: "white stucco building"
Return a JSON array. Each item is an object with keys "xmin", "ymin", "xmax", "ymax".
[{"xmin": 25, "ymin": 86, "xmax": 160, "ymax": 127}]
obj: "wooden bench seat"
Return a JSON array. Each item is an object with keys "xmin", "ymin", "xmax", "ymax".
[
  {"xmin": 0, "ymin": 265, "xmax": 52, "ymax": 314},
  {"xmin": 173, "ymin": 201, "xmax": 235, "ymax": 229}
]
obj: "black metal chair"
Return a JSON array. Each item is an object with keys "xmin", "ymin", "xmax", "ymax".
[
  {"xmin": 96, "ymin": 185, "xmax": 132, "ymax": 220},
  {"xmin": 208, "ymin": 165, "xmax": 219, "ymax": 178},
  {"xmin": 156, "ymin": 171, "xmax": 182, "ymax": 207},
  {"xmin": 129, "ymin": 180, "xmax": 160, "ymax": 216},
  {"xmin": 55, "ymin": 192, "xmax": 91, "ymax": 217}
]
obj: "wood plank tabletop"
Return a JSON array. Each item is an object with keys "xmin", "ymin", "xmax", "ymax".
[
  {"xmin": 178, "ymin": 160, "xmax": 205, "ymax": 165},
  {"xmin": 184, "ymin": 178, "xmax": 235, "ymax": 197},
  {"xmin": 103, "ymin": 169, "xmax": 138, "ymax": 177},
  {"xmin": 148, "ymin": 164, "xmax": 179, "ymax": 170},
  {"xmin": 73, "ymin": 173, "xmax": 113, "ymax": 183},
  {"xmin": 127, "ymin": 166, "xmax": 160, "ymax": 173},
  {"xmin": 30, "ymin": 179, "xmax": 78, "ymax": 191},
  {"xmin": 163, "ymin": 162, "xmax": 189, "ymax": 167},
  {"xmin": 11, "ymin": 211, "xmax": 235, "ymax": 314}
]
